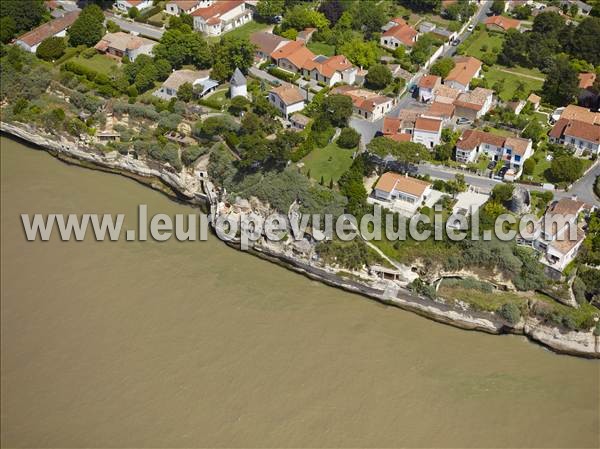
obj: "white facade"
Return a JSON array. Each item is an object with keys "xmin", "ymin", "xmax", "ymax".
[
  {"xmin": 16, "ymin": 28, "xmax": 67, "ymax": 53},
  {"xmin": 115, "ymin": 0, "xmax": 153, "ymax": 12},
  {"xmin": 269, "ymin": 93, "xmax": 305, "ymax": 119},
  {"xmin": 374, "ymin": 184, "xmax": 432, "ymax": 204},
  {"xmin": 412, "ymin": 127, "xmax": 442, "ymax": 149},
  {"xmin": 562, "ymin": 134, "xmax": 600, "ymax": 155},
  {"xmin": 305, "ymin": 67, "xmax": 357, "ymax": 87},
  {"xmin": 230, "ymin": 83, "xmax": 247, "ymax": 99},
  {"xmin": 165, "ymin": 1, "xmax": 202, "ymax": 15},
  {"xmin": 193, "ymin": 2, "xmax": 252, "ymax": 36}
]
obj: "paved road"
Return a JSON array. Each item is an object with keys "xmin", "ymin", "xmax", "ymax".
[
  {"xmin": 441, "ymin": 0, "xmax": 493, "ymax": 59},
  {"xmin": 554, "ymin": 162, "xmax": 600, "ymax": 205},
  {"xmin": 104, "ymin": 12, "xmax": 165, "ymax": 40}
]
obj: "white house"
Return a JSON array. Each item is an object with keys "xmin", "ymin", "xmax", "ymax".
[
  {"xmin": 94, "ymin": 32, "xmax": 156, "ymax": 62},
  {"xmin": 229, "ymin": 68, "xmax": 247, "ymax": 99},
  {"xmin": 249, "ymin": 31, "xmax": 289, "ymax": 61},
  {"xmin": 15, "ymin": 10, "xmax": 79, "ymax": 53},
  {"xmin": 411, "ymin": 116, "xmax": 443, "ymax": 149},
  {"xmin": 374, "ymin": 172, "xmax": 432, "ymax": 205},
  {"xmin": 153, "ymin": 69, "xmax": 219, "ymax": 100},
  {"xmin": 444, "ymin": 56, "xmax": 482, "ymax": 92},
  {"xmin": 165, "ymin": 0, "xmax": 202, "ymax": 15},
  {"xmin": 302, "ymin": 54, "xmax": 358, "ymax": 87},
  {"xmin": 418, "ymin": 74, "xmax": 441, "ymax": 102},
  {"xmin": 269, "ymin": 84, "xmax": 305, "ymax": 119},
  {"xmin": 453, "ymin": 87, "xmax": 494, "ymax": 120},
  {"xmin": 331, "ymin": 86, "xmax": 395, "ymax": 121},
  {"xmin": 455, "ymin": 130, "xmax": 533, "ymax": 177},
  {"xmin": 380, "ymin": 18, "xmax": 418, "ymax": 50},
  {"xmin": 549, "ymin": 118, "xmax": 600, "ymax": 156},
  {"xmin": 191, "ymin": 0, "xmax": 252, "ymax": 36},
  {"xmin": 115, "ymin": 0, "xmax": 153, "ymax": 12}
]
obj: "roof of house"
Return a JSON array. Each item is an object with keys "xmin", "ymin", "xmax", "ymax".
[
  {"xmin": 444, "ymin": 56, "xmax": 482, "ymax": 87},
  {"xmin": 304, "ymin": 54, "xmax": 354, "ymax": 78},
  {"xmin": 296, "ymin": 27, "xmax": 316, "ymax": 41},
  {"xmin": 414, "ymin": 116, "xmax": 442, "ymax": 133},
  {"xmin": 549, "ymin": 228, "xmax": 585, "ymax": 255},
  {"xmin": 419, "ymin": 74, "xmax": 441, "ymax": 89},
  {"xmin": 456, "ymin": 129, "xmax": 506, "ymax": 151},
  {"xmin": 167, "ymin": 0, "xmax": 201, "ymax": 11},
  {"xmin": 382, "ymin": 22, "xmax": 418, "ymax": 46},
  {"xmin": 550, "ymin": 118, "xmax": 600, "ymax": 143},
  {"xmin": 434, "ymin": 85, "xmax": 461, "ymax": 103},
  {"xmin": 504, "ymin": 136, "xmax": 531, "ymax": 156},
  {"xmin": 578, "ymin": 72, "xmax": 597, "ymax": 89},
  {"xmin": 427, "ymin": 101, "xmax": 455, "ymax": 118},
  {"xmin": 375, "ymin": 172, "xmax": 431, "ymax": 197},
  {"xmin": 162, "ymin": 69, "xmax": 211, "ymax": 90},
  {"xmin": 453, "ymin": 87, "xmax": 493, "ymax": 111},
  {"xmin": 560, "ymin": 105, "xmax": 600, "ymax": 125},
  {"xmin": 527, "ymin": 93, "xmax": 541, "ymax": 104},
  {"xmin": 388, "ymin": 64, "xmax": 413, "ymax": 81},
  {"xmin": 546, "ymin": 198, "xmax": 587, "ymax": 218},
  {"xmin": 332, "ymin": 86, "xmax": 393, "ymax": 112},
  {"xmin": 484, "ymin": 15, "xmax": 520, "ymax": 30},
  {"xmin": 94, "ymin": 31, "xmax": 155, "ymax": 52},
  {"xmin": 16, "ymin": 10, "xmax": 79, "ymax": 47},
  {"xmin": 270, "ymin": 40, "xmax": 316, "ymax": 69},
  {"xmin": 386, "ymin": 133, "xmax": 412, "ymax": 142},
  {"xmin": 230, "ymin": 67, "xmax": 246, "ymax": 86},
  {"xmin": 250, "ymin": 31, "xmax": 288, "ymax": 55},
  {"xmin": 382, "ymin": 117, "xmax": 401, "ymax": 134},
  {"xmin": 270, "ymin": 84, "xmax": 304, "ymax": 105},
  {"xmin": 191, "ymin": 0, "xmax": 243, "ymax": 20}
]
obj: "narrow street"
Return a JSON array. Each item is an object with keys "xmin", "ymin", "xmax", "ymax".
[{"xmin": 104, "ymin": 12, "xmax": 165, "ymax": 40}]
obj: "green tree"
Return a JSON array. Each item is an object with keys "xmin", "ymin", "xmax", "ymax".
[
  {"xmin": 68, "ymin": 4, "xmax": 105, "ymax": 47},
  {"xmin": 491, "ymin": 183, "xmax": 514, "ymax": 204},
  {"xmin": 256, "ymin": 0, "xmax": 284, "ymax": 20},
  {"xmin": 542, "ymin": 55, "xmax": 579, "ymax": 106},
  {"xmin": 339, "ymin": 38, "xmax": 378, "ymax": 68},
  {"xmin": 523, "ymin": 158, "xmax": 535, "ymax": 176},
  {"xmin": 513, "ymin": 4, "xmax": 532, "ymax": 19},
  {"xmin": 337, "ymin": 127, "xmax": 360, "ymax": 148},
  {"xmin": 0, "ymin": 0, "xmax": 46, "ymax": 40},
  {"xmin": 35, "ymin": 36, "xmax": 66, "ymax": 61},
  {"xmin": 549, "ymin": 154, "xmax": 584, "ymax": 183},
  {"xmin": 499, "ymin": 303, "xmax": 521, "ymax": 325},
  {"xmin": 210, "ymin": 36, "xmax": 255, "ymax": 81},
  {"xmin": 229, "ymin": 95, "xmax": 250, "ymax": 116},
  {"xmin": 490, "ymin": 0, "xmax": 505, "ymax": 15},
  {"xmin": 177, "ymin": 82, "xmax": 194, "ymax": 102},
  {"xmin": 322, "ymin": 94, "xmax": 353, "ymax": 127},
  {"xmin": 365, "ymin": 64, "xmax": 392, "ymax": 90},
  {"xmin": 128, "ymin": 6, "xmax": 139, "ymax": 19},
  {"xmin": 401, "ymin": 0, "xmax": 441, "ymax": 13},
  {"xmin": 282, "ymin": 5, "xmax": 329, "ymax": 31},
  {"xmin": 568, "ymin": 17, "xmax": 600, "ymax": 66},
  {"xmin": 154, "ymin": 28, "xmax": 212, "ymax": 69},
  {"xmin": 429, "ymin": 57, "xmax": 455, "ymax": 78},
  {"xmin": 350, "ymin": 1, "xmax": 387, "ymax": 37}
]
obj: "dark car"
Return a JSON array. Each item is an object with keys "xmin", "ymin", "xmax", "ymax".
[
  {"xmin": 496, "ymin": 166, "xmax": 509, "ymax": 179},
  {"xmin": 452, "ymin": 39, "xmax": 460, "ymax": 46},
  {"xmin": 487, "ymin": 160, "xmax": 497, "ymax": 170}
]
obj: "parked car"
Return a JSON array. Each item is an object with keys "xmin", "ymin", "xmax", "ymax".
[
  {"xmin": 496, "ymin": 166, "xmax": 509, "ymax": 179},
  {"xmin": 456, "ymin": 117, "xmax": 472, "ymax": 125},
  {"xmin": 452, "ymin": 39, "xmax": 460, "ymax": 46},
  {"xmin": 487, "ymin": 160, "xmax": 497, "ymax": 170},
  {"xmin": 467, "ymin": 24, "xmax": 474, "ymax": 32}
]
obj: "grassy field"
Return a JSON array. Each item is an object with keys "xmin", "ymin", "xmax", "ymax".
[
  {"xmin": 486, "ymin": 127, "xmax": 517, "ymax": 137},
  {"xmin": 307, "ymin": 41, "xmax": 336, "ymax": 57},
  {"xmin": 462, "ymin": 29, "xmax": 504, "ymax": 59},
  {"xmin": 221, "ymin": 20, "xmax": 269, "ymax": 40},
  {"xmin": 483, "ymin": 67, "xmax": 543, "ymax": 101},
  {"xmin": 68, "ymin": 54, "xmax": 120, "ymax": 75},
  {"xmin": 301, "ymin": 141, "xmax": 354, "ymax": 183}
]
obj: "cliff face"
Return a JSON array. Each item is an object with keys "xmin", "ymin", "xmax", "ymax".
[{"xmin": 2, "ymin": 121, "xmax": 599, "ymax": 359}]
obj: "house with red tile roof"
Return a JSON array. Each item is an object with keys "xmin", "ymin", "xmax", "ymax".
[
  {"xmin": 380, "ymin": 19, "xmax": 418, "ymax": 50},
  {"xmin": 444, "ymin": 56, "xmax": 482, "ymax": 92},
  {"xmin": 332, "ymin": 86, "xmax": 395, "ymax": 121},
  {"xmin": 302, "ymin": 54, "xmax": 358, "ymax": 87},
  {"xmin": 270, "ymin": 41, "xmax": 316, "ymax": 73},
  {"xmin": 115, "ymin": 0, "xmax": 153, "ymax": 13},
  {"xmin": 453, "ymin": 87, "xmax": 494, "ymax": 120},
  {"xmin": 455, "ymin": 130, "xmax": 532, "ymax": 178},
  {"xmin": 94, "ymin": 32, "xmax": 156, "ymax": 62},
  {"xmin": 165, "ymin": 0, "xmax": 202, "ymax": 15},
  {"xmin": 484, "ymin": 15, "xmax": 521, "ymax": 32},
  {"xmin": 373, "ymin": 172, "xmax": 432, "ymax": 205},
  {"xmin": 549, "ymin": 118, "xmax": 600, "ymax": 156},
  {"xmin": 269, "ymin": 84, "xmax": 305, "ymax": 119},
  {"xmin": 250, "ymin": 31, "xmax": 289, "ymax": 61},
  {"xmin": 15, "ymin": 10, "xmax": 79, "ymax": 53},
  {"xmin": 191, "ymin": 0, "xmax": 252, "ymax": 36},
  {"xmin": 418, "ymin": 74, "xmax": 441, "ymax": 102}
]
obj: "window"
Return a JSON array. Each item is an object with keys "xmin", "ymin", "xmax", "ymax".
[{"xmin": 515, "ymin": 155, "xmax": 521, "ymax": 162}]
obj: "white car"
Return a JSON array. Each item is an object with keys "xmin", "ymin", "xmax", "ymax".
[{"xmin": 467, "ymin": 24, "xmax": 474, "ymax": 32}]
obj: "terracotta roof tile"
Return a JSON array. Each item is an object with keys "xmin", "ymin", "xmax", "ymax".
[
  {"xmin": 16, "ymin": 10, "xmax": 79, "ymax": 47},
  {"xmin": 270, "ymin": 84, "xmax": 304, "ymax": 105},
  {"xmin": 484, "ymin": 15, "xmax": 520, "ymax": 30},
  {"xmin": 375, "ymin": 172, "xmax": 431, "ymax": 196},
  {"xmin": 578, "ymin": 72, "xmax": 597, "ymax": 89},
  {"xmin": 419, "ymin": 74, "xmax": 441, "ymax": 89},
  {"xmin": 414, "ymin": 116, "xmax": 442, "ymax": 132},
  {"xmin": 444, "ymin": 56, "xmax": 482, "ymax": 87}
]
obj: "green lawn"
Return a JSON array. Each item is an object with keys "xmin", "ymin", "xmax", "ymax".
[
  {"xmin": 462, "ymin": 29, "xmax": 504, "ymax": 59},
  {"xmin": 201, "ymin": 88, "xmax": 230, "ymax": 109},
  {"xmin": 486, "ymin": 127, "xmax": 517, "ymax": 137},
  {"xmin": 68, "ymin": 54, "xmax": 120, "ymax": 76},
  {"xmin": 307, "ymin": 41, "xmax": 336, "ymax": 57},
  {"xmin": 221, "ymin": 20, "xmax": 269, "ymax": 40},
  {"xmin": 483, "ymin": 67, "xmax": 543, "ymax": 101},
  {"xmin": 523, "ymin": 151, "xmax": 552, "ymax": 183},
  {"xmin": 301, "ymin": 141, "xmax": 354, "ymax": 183}
]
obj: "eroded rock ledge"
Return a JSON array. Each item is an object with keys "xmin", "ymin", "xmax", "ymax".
[{"xmin": 2, "ymin": 121, "xmax": 598, "ymax": 359}]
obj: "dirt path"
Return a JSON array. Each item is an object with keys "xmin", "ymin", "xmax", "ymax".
[{"xmin": 497, "ymin": 68, "xmax": 545, "ymax": 81}]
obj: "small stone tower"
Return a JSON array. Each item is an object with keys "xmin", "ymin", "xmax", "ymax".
[{"xmin": 230, "ymin": 68, "xmax": 247, "ymax": 99}]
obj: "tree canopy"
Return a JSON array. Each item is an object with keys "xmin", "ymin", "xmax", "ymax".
[
  {"xmin": 365, "ymin": 64, "xmax": 393, "ymax": 90},
  {"xmin": 68, "ymin": 4, "xmax": 105, "ymax": 47},
  {"xmin": 154, "ymin": 28, "xmax": 212, "ymax": 69}
]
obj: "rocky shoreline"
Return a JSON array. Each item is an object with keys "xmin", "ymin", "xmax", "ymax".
[{"xmin": 2, "ymin": 121, "xmax": 599, "ymax": 359}]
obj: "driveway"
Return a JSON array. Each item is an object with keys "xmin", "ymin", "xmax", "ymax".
[{"xmin": 104, "ymin": 12, "xmax": 165, "ymax": 40}]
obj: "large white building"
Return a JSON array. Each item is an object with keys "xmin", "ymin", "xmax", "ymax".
[
  {"xmin": 269, "ymin": 84, "xmax": 305, "ymax": 119},
  {"xmin": 411, "ymin": 116, "xmax": 443, "ymax": 149},
  {"xmin": 115, "ymin": 0, "xmax": 153, "ymax": 12},
  {"xmin": 191, "ymin": 0, "xmax": 253, "ymax": 36},
  {"xmin": 374, "ymin": 172, "xmax": 432, "ymax": 205},
  {"xmin": 549, "ymin": 118, "xmax": 600, "ymax": 156}
]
